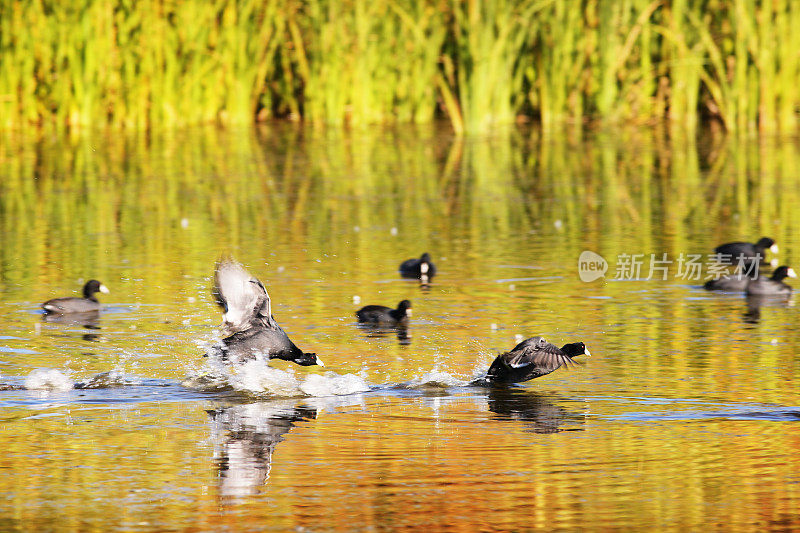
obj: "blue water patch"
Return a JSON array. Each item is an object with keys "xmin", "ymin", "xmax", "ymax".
[
  {"xmin": 611, "ymin": 409, "xmax": 800, "ymax": 422},
  {"xmin": 588, "ymin": 395, "xmax": 800, "ymax": 422},
  {"xmin": 0, "ymin": 379, "xmax": 225, "ymax": 410},
  {"xmin": 0, "ymin": 346, "xmax": 38, "ymax": 355}
]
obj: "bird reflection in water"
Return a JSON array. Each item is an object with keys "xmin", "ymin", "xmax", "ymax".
[
  {"xmin": 42, "ymin": 311, "xmax": 102, "ymax": 341},
  {"xmin": 207, "ymin": 400, "xmax": 317, "ymax": 499},
  {"xmin": 486, "ymin": 387, "xmax": 587, "ymax": 434},
  {"xmin": 743, "ymin": 294, "xmax": 792, "ymax": 324},
  {"xmin": 358, "ymin": 324, "xmax": 412, "ymax": 345}
]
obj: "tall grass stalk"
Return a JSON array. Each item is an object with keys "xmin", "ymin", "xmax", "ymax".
[{"xmin": 447, "ymin": 0, "xmax": 534, "ymax": 132}]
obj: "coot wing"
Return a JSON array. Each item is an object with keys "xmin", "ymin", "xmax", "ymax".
[
  {"xmin": 214, "ymin": 259, "xmax": 272, "ymax": 333},
  {"xmin": 504, "ymin": 338, "xmax": 575, "ymax": 373}
]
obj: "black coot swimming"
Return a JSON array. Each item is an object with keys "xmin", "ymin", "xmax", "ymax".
[
  {"xmin": 714, "ymin": 237, "xmax": 778, "ymax": 265},
  {"xmin": 399, "ymin": 253, "xmax": 436, "ymax": 280},
  {"xmin": 41, "ymin": 280, "xmax": 109, "ymax": 314},
  {"xmin": 745, "ymin": 265, "xmax": 796, "ymax": 296},
  {"xmin": 485, "ymin": 336, "xmax": 590, "ymax": 384},
  {"xmin": 356, "ymin": 300, "xmax": 411, "ymax": 326},
  {"xmin": 210, "ymin": 259, "xmax": 323, "ymax": 367}
]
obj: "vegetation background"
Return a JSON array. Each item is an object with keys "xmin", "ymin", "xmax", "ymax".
[{"xmin": 2, "ymin": 0, "xmax": 798, "ymax": 133}]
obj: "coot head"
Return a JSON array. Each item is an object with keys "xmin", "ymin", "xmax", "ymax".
[
  {"xmin": 771, "ymin": 265, "xmax": 797, "ymax": 281},
  {"xmin": 756, "ymin": 237, "xmax": 778, "ymax": 254},
  {"xmin": 418, "ymin": 254, "xmax": 433, "ymax": 280},
  {"xmin": 83, "ymin": 280, "xmax": 110, "ymax": 299},
  {"xmin": 561, "ymin": 342, "xmax": 591, "ymax": 358},
  {"xmin": 397, "ymin": 299, "xmax": 412, "ymax": 317}
]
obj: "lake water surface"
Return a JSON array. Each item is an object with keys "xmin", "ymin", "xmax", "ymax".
[{"xmin": 1, "ymin": 125, "xmax": 799, "ymax": 530}]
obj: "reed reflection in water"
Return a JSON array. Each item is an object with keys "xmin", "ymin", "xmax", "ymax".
[{"xmin": 0, "ymin": 124, "xmax": 799, "ymax": 530}]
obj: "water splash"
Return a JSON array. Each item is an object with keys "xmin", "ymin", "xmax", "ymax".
[
  {"xmin": 24, "ymin": 368, "xmax": 74, "ymax": 391},
  {"xmin": 184, "ymin": 357, "xmax": 370, "ymax": 398},
  {"xmin": 227, "ymin": 361, "xmax": 303, "ymax": 397},
  {"xmin": 300, "ymin": 372, "xmax": 370, "ymax": 397},
  {"xmin": 405, "ymin": 369, "xmax": 470, "ymax": 388}
]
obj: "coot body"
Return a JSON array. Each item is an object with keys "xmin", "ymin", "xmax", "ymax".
[
  {"xmin": 703, "ymin": 274, "xmax": 753, "ymax": 292},
  {"xmin": 745, "ymin": 266, "xmax": 796, "ymax": 297},
  {"xmin": 714, "ymin": 237, "xmax": 778, "ymax": 265},
  {"xmin": 215, "ymin": 326, "xmax": 319, "ymax": 366},
  {"xmin": 356, "ymin": 300, "xmax": 411, "ymax": 326}
]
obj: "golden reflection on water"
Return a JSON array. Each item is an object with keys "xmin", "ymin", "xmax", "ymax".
[
  {"xmin": 1, "ymin": 396, "xmax": 799, "ymax": 530},
  {"xmin": 1, "ymin": 125, "xmax": 799, "ymax": 530}
]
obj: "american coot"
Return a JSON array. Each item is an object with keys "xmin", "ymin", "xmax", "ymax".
[
  {"xmin": 714, "ymin": 237, "xmax": 778, "ymax": 264},
  {"xmin": 210, "ymin": 259, "xmax": 323, "ymax": 367},
  {"xmin": 703, "ymin": 273, "xmax": 754, "ymax": 292},
  {"xmin": 41, "ymin": 280, "xmax": 109, "ymax": 314},
  {"xmin": 399, "ymin": 253, "xmax": 436, "ymax": 280},
  {"xmin": 356, "ymin": 300, "xmax": 411, "ymax": 326},
  {"xmin": 486, "ymin": 336, "xmax": 590, "ymax": 384},
  {"xmin": 745, "ymin": 265, "xmax": 796, "ymax": 296}
]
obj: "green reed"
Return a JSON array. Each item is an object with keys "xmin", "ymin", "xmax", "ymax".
[
  {"xmin": 1, "ymin": 0, "xmax": 799, "ymax": 133},
  {"xmin": 290, "ymin": 0, "xmax": 446, "ymax": 126}
]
